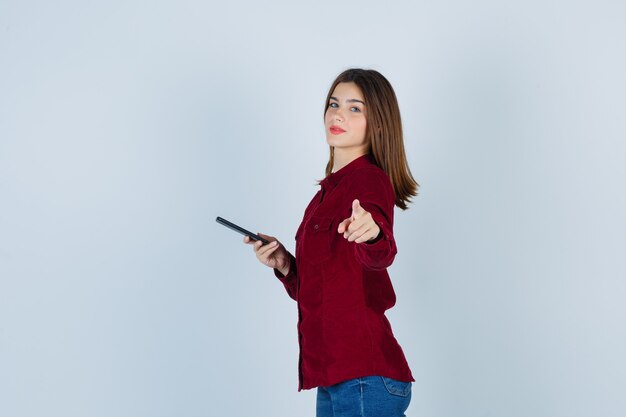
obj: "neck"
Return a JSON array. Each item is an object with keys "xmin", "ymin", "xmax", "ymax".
[{"xmin": 332, "ymin": 148, "xmax": 369, "ymax": 173}]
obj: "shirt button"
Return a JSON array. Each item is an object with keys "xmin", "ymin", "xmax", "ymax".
[{"xmin": 314, "ymin": 224, "xmax": 319, "ymax": 230}]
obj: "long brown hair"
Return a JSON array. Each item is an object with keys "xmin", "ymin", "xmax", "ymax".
[{"xmin": 323, "ymin": 68, "xmax": 418, "ymax": 210}]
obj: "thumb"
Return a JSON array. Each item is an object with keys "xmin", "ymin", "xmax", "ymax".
[{"xmin": 257, "ymin": 232, "xmax": 275, "ymax": 243}]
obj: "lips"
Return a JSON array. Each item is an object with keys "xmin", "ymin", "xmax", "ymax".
[{"xmin": 329, "ymin": 125, "xmax": 346, "ymax": 135}]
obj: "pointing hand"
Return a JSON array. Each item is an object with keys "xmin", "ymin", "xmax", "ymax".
[{"xmin": 337, "ymin": 199, "xmax": 381, "ymax": 244}]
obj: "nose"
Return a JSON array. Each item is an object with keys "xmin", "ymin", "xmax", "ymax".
[{"xmin": 333, "ymin": 108, "xmax": 344, "ymax": 122}]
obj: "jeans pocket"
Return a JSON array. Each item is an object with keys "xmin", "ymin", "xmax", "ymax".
[{"xmin": 380, "ymin": 376, "xmax": 412, "ymax": 397}]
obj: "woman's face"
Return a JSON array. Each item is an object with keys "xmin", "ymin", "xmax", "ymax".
[{"xmin": 324, "ymin": 82, "xmax": 368, "ymax": 154}]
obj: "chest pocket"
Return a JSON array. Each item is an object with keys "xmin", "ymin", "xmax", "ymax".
[{"xmin": 300, "ymin": 215, "xmax": 334, "ymax": 264}]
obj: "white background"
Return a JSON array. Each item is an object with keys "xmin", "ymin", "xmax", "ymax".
[{"xmin": 1, "ymin": 1, "xmax": 625, "ymax": 416}]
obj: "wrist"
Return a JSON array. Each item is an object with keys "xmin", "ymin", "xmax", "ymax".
[{"xmin": 278, "ymin": 257, "xmax": 291, "ymax": 276}]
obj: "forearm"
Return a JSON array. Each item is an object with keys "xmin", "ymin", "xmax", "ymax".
[{"xmin": 277, "ymin": 254, "xmax": 291, "ymax": 277}]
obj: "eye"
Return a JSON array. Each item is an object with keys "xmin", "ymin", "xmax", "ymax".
[
  {"xmin": 328, "ymin": 102, "xmax": 338, "ymax": 108},
  {"xmin": 350, "ymin": 106, "xmax": 361, "ymax": 113}
]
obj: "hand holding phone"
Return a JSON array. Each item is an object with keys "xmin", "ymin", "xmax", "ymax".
[
  {"xmin": 216, "ymin": 216, "xmax": 290, "ymax": 275},
  {"xmin": 216, "ymin": 216, "xmax": 270, "ymax": 244}
]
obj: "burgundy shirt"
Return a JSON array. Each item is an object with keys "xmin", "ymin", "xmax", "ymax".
[{"xmin": 274, "ymin": 153, "xmax": 414, "ymax": 391}]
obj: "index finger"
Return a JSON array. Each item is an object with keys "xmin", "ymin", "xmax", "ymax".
[{"xmin": 352, "ymin": 199, "xmax": 365, "ymax": 216}]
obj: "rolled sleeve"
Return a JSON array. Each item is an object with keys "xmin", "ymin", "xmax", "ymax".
[{"xmin": 350, "ymin": 169, "xmax": 398, "ymax": 270}]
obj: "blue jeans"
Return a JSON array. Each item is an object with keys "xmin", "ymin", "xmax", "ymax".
[{"xmin": 316, "ymin": 376, "xmax": 412, "ymax": 417}]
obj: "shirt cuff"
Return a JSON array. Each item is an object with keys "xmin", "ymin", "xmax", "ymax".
[
  {"xmin": 364, "ymin": 213, "xmax": 392, "ymax": 247},
  {"xmin": 354, "ymin": 212, "xmax": 397, "ymax": 270}
]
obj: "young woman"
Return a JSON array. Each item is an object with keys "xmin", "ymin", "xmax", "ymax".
[{"xmin": 244, "ymin": 68, "xmax": 419, "ymax": 417}]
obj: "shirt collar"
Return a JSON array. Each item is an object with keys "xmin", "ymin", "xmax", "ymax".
[{"xmin": 320, "ymin": 153, "xmax": 376, "ymax": 191}]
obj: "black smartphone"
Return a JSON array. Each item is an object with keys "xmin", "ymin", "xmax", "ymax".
[{"xmin": 216, "ymin": 216, "xmax": 270, "ymax": 245}]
